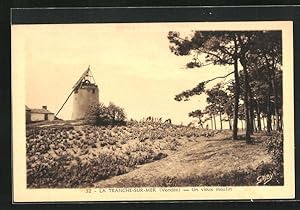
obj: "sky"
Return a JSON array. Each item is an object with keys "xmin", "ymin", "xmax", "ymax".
[{"xmin": 12, "ymin": 22, "xmax": 253, "ymax": 126}]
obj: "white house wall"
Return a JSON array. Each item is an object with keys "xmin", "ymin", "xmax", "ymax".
[
  {"xmin": 48, "ymin": 114, "xmax": 55, "ymax": 121},
  {"xmin": 30, "ymin": 113, "xmax": 46, "ymax": 122}
]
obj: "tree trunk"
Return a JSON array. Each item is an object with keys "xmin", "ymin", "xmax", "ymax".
[
  {"xmin": 229, "ymin": 118, "xmax": 232, "ymax": 130},
  {"xmin": 241, "ymin": 61, "xmax": 251, "ymax": 144},
  {"xmin": 280, "ymin": 114, "xmax": 283, "ymax": 130},
  {"xmin": 241, "ymin": 119, "xmax": 244, "ymax": 130},
  {"xmin": 262, "ymin": 116, "xmax": 266, "ymax": 131},
  {"xmin": 210, "ymin": 116, "xmax": 213, "ymax": 130},
  {"xmin": 252, "ymin": 109, "xmax": 257, "ymax": 132},
  {"xmin": 213, "ymin": 114, "xmax": 217, "ymax": 130},
  {"xmin": 237, "ymin": 35, "xmax": 251, "ymax": 143},
  {"xmin": 267, "ymin": 68, "xmax": 273, "ymax": 133},
  {"xmin": 271, "ymin": 66, "xmax": 280, "ymax": 131},
  {"xmin": 248, "ymin": 87, "xmax": 255, "ymax": 134},
  {"xmin": 219, "ymin": 112, "xmax": 223, "ymax": 130},
  {"xmin": 232, "ymin": 57, "xmax": 240, "ymax": 140},
  {"xmin": 256, "ymin": 102, "xmax": 262, "ymax": 131},
  {"xmin": 266, "ymin": 77, "xmax": 272, "ymax": 134},
  {"xmin": 253, "ymin": 117, "xmax": 257, "ymax": 132},
  {"xmin": 199, "ymin": 117, "xmax": 203, "ymax": 129}
]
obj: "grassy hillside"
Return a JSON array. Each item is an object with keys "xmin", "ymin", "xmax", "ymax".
[
  {"xmin": 26, "ymin": 121, "xmax": 219, "ymax": 188},
  {"xmin": 94, "ymin": 132, "xmax": 279, "ymax": 187},
  {"xmin": 26, "ymin": 121, "xmax": 282, "ymax": 188}
]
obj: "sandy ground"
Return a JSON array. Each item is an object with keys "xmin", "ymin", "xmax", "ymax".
[{"xmin": 94, "ymin": 131, "xmax": 271, "ymax": 187}]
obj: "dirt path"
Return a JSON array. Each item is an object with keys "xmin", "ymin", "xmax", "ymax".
[{"xmin": 94, "ymin": 133, "xmax": 271, "ymax": 187}]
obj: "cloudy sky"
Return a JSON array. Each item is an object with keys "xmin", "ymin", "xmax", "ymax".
[{"xmin": 12, "ymin": 22, "xmax": 283, "ymax": 125}]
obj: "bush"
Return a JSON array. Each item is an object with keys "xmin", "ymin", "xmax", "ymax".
[
  {"xmin": 86, "ymin": 102, "xmax": 126, "ymax": 126},
  {"xmin": 264, "ymin": 132, "xmax": 284, "ymax": 185}
]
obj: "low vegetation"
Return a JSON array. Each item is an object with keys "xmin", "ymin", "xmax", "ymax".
[
  {"xmin": 263, "ymin": 131, "xmax": 284, "ymax": 185},
  {"xmin": 137, "ymin": 163, "xmax": 279, "ymax": 187},
  {"xmin": 26, "ymin": 121, "xmax": 218, "ymax": 188},
  {"xmin": 94, "ymin": 131, "xmax": 283, "ymax": 188}
]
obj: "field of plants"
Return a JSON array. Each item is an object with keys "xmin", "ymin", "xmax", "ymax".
[
  {"xmin": 26, "ymin": 121, "xmax": 219, "ymax": 188},
  {"xmin": 93, "ymin": 131, "xmax": 283, "ymax": 187}
]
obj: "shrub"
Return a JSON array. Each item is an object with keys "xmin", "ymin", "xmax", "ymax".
[
  {"xmin": 86, "ymin": 102, "xmax": 126, "ymax": 126},
  {"xmin": 264, "ymin": 132, "xmax": 284, "ymax": 185},
  {"xmin": 106, "ymin": 102, "xmax": 127, "ymax": 125},
  {"xmin": 26, "ymin": 126, "xmax": 169, "ymax": 188}
]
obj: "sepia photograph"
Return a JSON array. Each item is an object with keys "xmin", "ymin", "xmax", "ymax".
[{"xmin": 12, "ymin": 21, "xmax": 294, "ymax": 201}]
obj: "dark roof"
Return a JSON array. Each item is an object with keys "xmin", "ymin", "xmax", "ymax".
[
  {"xmin": 30, "ymin": 109, "xmax": 54, "ymax": 114},
  {"xmin": 25, "ymin": 105, "xmax": 54, "ymax": 114}
]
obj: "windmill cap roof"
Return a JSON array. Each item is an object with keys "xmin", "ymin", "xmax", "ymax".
[{"xmin": 72, "ymin": 67, "xmax": 97, "ymax": 89}]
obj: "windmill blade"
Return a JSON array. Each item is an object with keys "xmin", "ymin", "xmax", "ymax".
[{"xmin": 55, "ymin": 88, "xmax": 75, "ymax": 117}]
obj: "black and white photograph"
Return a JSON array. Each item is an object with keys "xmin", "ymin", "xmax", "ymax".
[{"xmin": 12, "ymin": 20, "xmax": 294, "ymax": 201}]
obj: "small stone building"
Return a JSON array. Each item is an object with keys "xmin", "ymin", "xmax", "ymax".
[{"xmin": 25, "ymin": 105, "xmax": 55, "ymax": 123}]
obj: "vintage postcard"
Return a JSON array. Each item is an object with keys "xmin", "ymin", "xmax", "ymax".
[{"xmin": 12, "ymin": 21, "xmax": 294, "ymax": 202}]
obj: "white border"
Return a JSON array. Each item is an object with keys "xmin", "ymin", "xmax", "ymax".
[{"xmin": 12, "ymin": 21, "xmax": 294, "ymax": 202}]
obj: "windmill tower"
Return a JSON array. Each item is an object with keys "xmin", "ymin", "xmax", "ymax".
[{"xmin": 55, "ymin": 66, "xmax": 99, "ymax": 120}]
